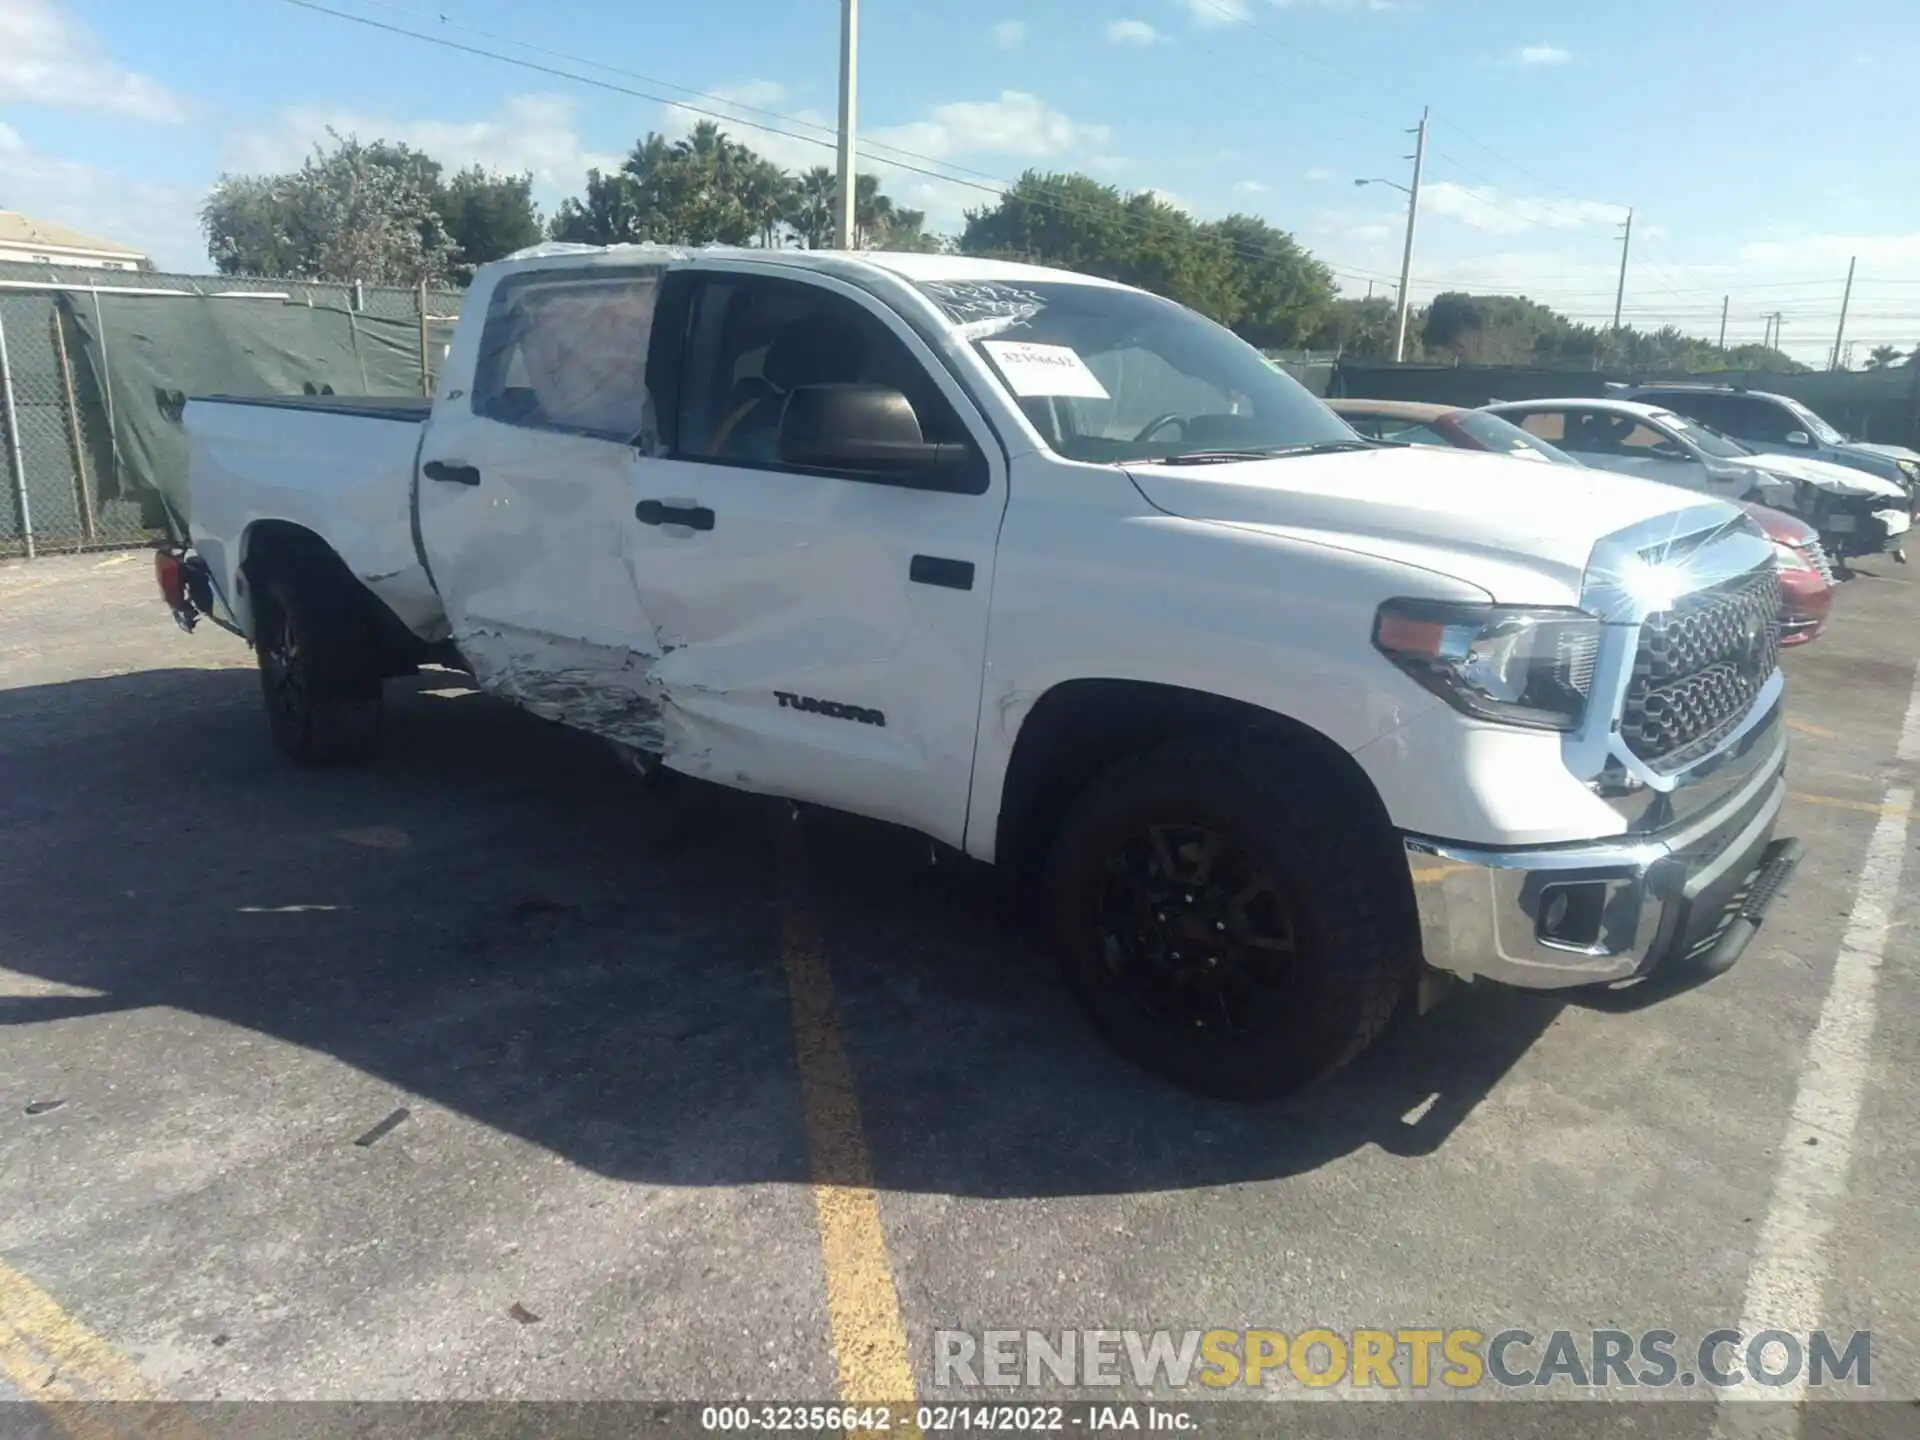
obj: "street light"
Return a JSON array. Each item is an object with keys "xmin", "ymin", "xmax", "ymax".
[{"xmin": 1354, "ymin": 107, "xmax": 1429, "ymax": 363}]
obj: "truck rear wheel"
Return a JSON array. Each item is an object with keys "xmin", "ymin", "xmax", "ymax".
[
  {"xmin": 1048, "ymin": 735, "xmax": 1410, "ymax": 1101},
  {"xmin": 253, "ymin": 571, "xmax": 382, "ymax": 765}
]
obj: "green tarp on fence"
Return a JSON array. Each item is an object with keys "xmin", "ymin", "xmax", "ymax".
[{"xmin": 58, "ymin": 293, "xmax": 431, "ymax": 539}]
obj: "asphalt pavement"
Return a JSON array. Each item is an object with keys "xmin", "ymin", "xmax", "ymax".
[{"xmin": 1, "ymin": 549, "xmax": 1916, "ymax": 1430}]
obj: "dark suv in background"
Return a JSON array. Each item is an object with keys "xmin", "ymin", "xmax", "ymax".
[{"xmin": 1619, "ymin": 382, "xmax": 1920, "ymax": 501}]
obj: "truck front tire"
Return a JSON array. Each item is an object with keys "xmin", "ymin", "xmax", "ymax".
[
  {"xmin": 252, "ymin": 571, "xmax": 383, "ymax": 765},
  {"xmin": 1048, "ymin": 735, "xmax": 1411, "ymax": 1101}
]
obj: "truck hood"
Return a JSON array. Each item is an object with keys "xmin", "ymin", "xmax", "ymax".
[
  {"xmin": 1735, "ymin": 451, "xmax": 1907, "ymax": 501},
  {"xmin": 1123, "ymin": 447, "xmax": 1728, "ymax": 601}
]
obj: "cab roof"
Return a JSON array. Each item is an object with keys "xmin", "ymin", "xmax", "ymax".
[{"xmin": 491, "ymin": 242, "xmax": 1125, "ymax": 292}]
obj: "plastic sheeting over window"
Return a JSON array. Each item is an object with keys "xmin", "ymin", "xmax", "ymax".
[{"xmin": 473, "ymin": 269, "xmax": 660, "ymax": 443}]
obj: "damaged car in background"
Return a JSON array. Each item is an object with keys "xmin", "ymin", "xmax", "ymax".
[
  {"xmin": 153, "ymin": 243, "xmax": 1804, "ymax": 1100},
  {"xmin": 1330, "ymin": 397, "xmax": 1834, "ymax": 646},
  {"xmin": 1482, "ymin": 396, "xmax": 1910, "ymax": 566}
]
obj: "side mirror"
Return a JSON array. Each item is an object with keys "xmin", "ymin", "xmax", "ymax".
[
  {"xmin": 1785, "ymin": 430, "xmax": 1811, "ymax": 447},
  {"xmin": 779, "ymin": 384, "xmax": 982, "ymax": 492}
]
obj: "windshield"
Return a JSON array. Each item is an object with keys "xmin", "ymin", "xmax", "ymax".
[
  {"xmin": 1450, "ymin": 409, "xmax": 1580, "ymax": 465},
  {"xmin": 914, "ymin": 279, "xmax": 1359, "ymax": 463},
  {"xmin": 1653, "ymin": 412, "xmax": 1752, "ymax": 461},
  {"xmin": 1784, "ymin": 396, "xmax": 1846, "ymax": 445}
]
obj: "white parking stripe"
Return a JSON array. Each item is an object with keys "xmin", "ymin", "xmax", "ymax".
[{"xmin": 1715, "ymin": 665, "xmax": 1920, "ymax": 1437}]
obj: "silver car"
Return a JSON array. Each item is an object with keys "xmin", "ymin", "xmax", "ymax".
[
  {"xmin": 1618, "ymin": 382, "xmax": 1920, "ymax": 498},
  {"xmin": 1482, "ymin": 397, "xmax": 1911, "ymax": 561}
]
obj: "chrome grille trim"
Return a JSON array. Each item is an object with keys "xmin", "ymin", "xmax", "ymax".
[
  {"xmin": 1621, "ymin": 565, "xmax": 1783, "ymax": 773},
  {"xmin": 1802, "ymin": 539, "xmax": 1837, "ymax": 587}
]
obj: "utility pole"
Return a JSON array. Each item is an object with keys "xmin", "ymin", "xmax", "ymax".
[
  {"xmin": 1718, "ymin": 295, "xmax": 1729, "ymax": 350},
  {"xmin": 1611, "ymin": 208, "xmax": 1633, "ymax": 333},
  {"xmin": 1391, "ymin": 107, "xmax": 1428, "ymax": 364},
  {"xmin": 1830, "ymin": 255, "xmax": 1857, "ymax": 371},
  {"xmin": 1764, "ymin": 312, "xmax": 1784, "ymax": 352},
  {"xmin": 835, "ymin": 0, "xmax": 859, "ymax": 250}
]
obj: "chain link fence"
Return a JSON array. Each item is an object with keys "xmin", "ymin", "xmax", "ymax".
[{"xmin": 0, "ymin": 263, "xmax": 463, "ymax": 560}]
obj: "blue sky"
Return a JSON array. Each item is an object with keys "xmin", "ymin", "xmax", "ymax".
[{"xmin": 4, "ymin": 0, "xmax": 1919, "ymax": 361}]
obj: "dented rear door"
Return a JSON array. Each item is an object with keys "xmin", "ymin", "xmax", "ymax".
[{"xmin": 417, "ymin": 262, "xmax": 669, "ymax": 747}]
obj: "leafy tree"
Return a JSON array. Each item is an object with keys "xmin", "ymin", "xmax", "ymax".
[
  {"xmin": 1203, "ymin": 214, "xmax": 1334, "ymax": 349},
  {"xmin": 960, "ymin": 173, "xmax": 1237, "ymax": 322},
  {"xmin": 438, "ymin": 167, "xmax": 542, "ymax": 277},
  {"xmin": 1305, "ymin": 296, "xmax": 1399, "ymax": 358},
  {"xmin": 1866, "ymin": 344, "xmax": 1905, "ymax": 370},
  {"xmin": 203, "ymin": 132, "xmax": 460, "ymax": 284},
  {"xmin": 549, "ymin": 166, "xmax": 648, "ymax": 246}
]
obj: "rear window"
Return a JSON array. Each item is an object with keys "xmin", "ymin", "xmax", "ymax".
[
  {"xmin": 473, "ymin": 267, "xmax": 661, "ymax": 441},
  {"xmin": 1453, "ymin": 410, "xmax": 1578, "ymax": 464}
]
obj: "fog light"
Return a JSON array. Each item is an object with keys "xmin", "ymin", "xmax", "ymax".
[
  {"xmin": 1537, "ymin": 881, "xmax": 1607, "ymax": 949},
  {"xmin": 1543, "ymin": 889, "xmax": 1570, "ymax": 934}
]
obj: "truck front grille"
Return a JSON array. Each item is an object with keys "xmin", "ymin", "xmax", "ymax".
[{"xmin": 1622, "ymin": 565, "xmax": 1782, "ymax": 772}]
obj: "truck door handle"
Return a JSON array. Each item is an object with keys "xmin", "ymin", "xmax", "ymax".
[
  {"xmin": 423, "ymin": 460, "xmax": 481, "ymax": 486},
  {"xmin": 635, "ymin": 499, "xmax": 715, "ymax": 531},
  {"xmin": 910, "ymin": 555, "xmax": 974, "ymax": 590}
]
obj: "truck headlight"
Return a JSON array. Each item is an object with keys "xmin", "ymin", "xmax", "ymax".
[{"xmin": 1373, "ymin": 600, "xmax": 1601, "ymax": 732}]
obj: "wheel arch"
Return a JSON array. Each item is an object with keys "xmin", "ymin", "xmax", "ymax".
[
  {"xmin": 986, "ymin": 677, "xmax": 1405, "ymax": 888},
  {"xmin": 239, "ymin": 518, "xmax": 437, "ymax": 676}
]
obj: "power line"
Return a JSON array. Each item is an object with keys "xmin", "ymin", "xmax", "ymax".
[{"xmin": 274, "ymin": 0, "xmax": 1382, "ymax": 284}]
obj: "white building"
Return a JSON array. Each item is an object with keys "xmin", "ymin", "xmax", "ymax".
[{"xmin": 0, "ymin": 211, "xmax": 152, "ymax": 271}]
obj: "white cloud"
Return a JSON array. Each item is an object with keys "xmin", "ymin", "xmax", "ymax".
[
  {"xmin": 1176, "ymin": 0, "xmax": 1250, "ymax": 27},
  {"xmin": 1304, "ymin": 167, "xmax": 1337, "ymax": 182},
  {"xmin": 1107, "ymin": 18, "xmax": 1161, "ymax": 45},
  {"xmin": 1516, "ymin": 43, "xmax": 1571, "ymax": 66},
  {"xmin": 1233, "ymin": 179, "xmax": 1266, "ymax": 194},
  {"xmin": 873, "ymin": 91, "xmax": 1111, "ymax": 164},
  {"xmin": 1418, "ymin": 180, "xmax": 1624, "ymax": 235},
  {"xmin": 664, "ymin": 82, "xmax": 1108, "ymax": 229},
  {"xmin": 0, "ymin": 121, "xmax": 204, "ymax": 268},
  {"xmin": 0, "ymin": 0, "xmax": 187, "ymax": 122},
  {"xmin": 229, "ymin": 94, "xmax": 623, "ymax": 206},
  {"xmin": 991, "ymin": 20, "xmax": 1028, "ymax": 49},
  {"xmin": 1738, "ymin": 231, "xmax": 1920, "ymax": 270},
  {"xmin": 1345, "ymin": 222, "xmax": 1393, "ymax": 242}
]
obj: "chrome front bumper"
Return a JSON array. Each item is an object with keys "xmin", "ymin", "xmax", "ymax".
[{"xmin": 1405, "ymin": 731, "xmax": 1792, "ymax": 990}]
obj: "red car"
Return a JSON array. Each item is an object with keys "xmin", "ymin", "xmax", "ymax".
[{"xmin": 1328, "ymin": 398, "xmax": 1834, "ymax": 645}]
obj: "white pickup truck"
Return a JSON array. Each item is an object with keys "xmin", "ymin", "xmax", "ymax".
[{"xmin": 159, "ymin": 244, "xmax": 1803, "ymax": 1099}]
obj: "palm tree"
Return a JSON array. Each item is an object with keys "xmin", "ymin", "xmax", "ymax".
[
  {"xmin": 784, "ymin": 167, "xmax": 838, "ymax": 249},
  {"xmin": 737, "ymin": 157, "xmax": 794, "ymax": 248},
  {"xmin": 1866, "ymin": 344, "xmax": 1904, "ymax": 370},
  {"xmin": 854, "ymin": 172, "xmax": 893, "ymax": 249}
]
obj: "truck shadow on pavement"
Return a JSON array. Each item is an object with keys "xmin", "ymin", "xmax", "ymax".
[{"xmin": 3, "ymin": 667, "xmax": 1576, "ymax": 1201}]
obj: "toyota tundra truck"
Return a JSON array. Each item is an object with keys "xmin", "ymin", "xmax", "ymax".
[{"xmin": 156, "ymin": 243, "xmax": 1803, "ymax": 1099}]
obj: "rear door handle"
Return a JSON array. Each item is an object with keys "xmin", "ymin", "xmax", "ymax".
[
  {"xmin": 910, "ymin": 555, "xmax": 975, "ymax": 590},
  {"xmin": 423, "ymin": 460, "xmax": 481, "ymax": 486},
  {"xmin": 636, "ymin": 499, "xmax": 715, "ymax": 532}
]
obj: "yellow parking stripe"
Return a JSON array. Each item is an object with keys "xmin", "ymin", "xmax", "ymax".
[
  {"xmin": 776, "ymin": 810, "xmax": 920, "ymax": 1430},
  {"xmin": 0, "ymin": 1259, "xmax": 163, "ymax": 1403},
  {"xmin": 1786, "ymin": 717, "xmax": 1838, "ymax": 740}
]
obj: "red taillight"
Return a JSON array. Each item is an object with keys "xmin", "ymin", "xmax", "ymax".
[{"xmin": 154, "ymin": 549, "xmax": 187, "ymax": 608}]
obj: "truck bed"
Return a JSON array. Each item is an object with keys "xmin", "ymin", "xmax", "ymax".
[{"xmin": 184, "ymin": 394, "xmax": 446, "ymax": 643}]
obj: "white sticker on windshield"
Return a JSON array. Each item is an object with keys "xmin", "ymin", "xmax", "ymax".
[{"xmin": 981, "ymin": 341, "xmax": 1111, "ymax": 400}]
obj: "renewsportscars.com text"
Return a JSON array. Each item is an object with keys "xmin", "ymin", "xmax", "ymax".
[{"xmin": 933, "ymin": 1328, "xmax": 1873, "ymax": 1392}]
